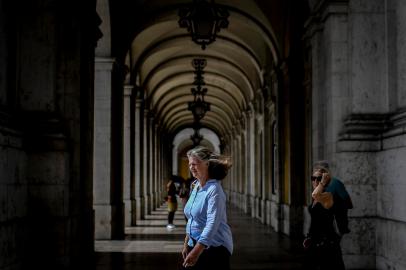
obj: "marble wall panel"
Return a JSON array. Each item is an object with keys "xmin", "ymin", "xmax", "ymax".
[
  {"xmin": 350, "ymin": 10, "xmax": 386, "ymax": 113},
  {"xmin": 7, "ymin": 184, "xmax": 27, "ymax": 220},
  {"xmin": 342, "ymin": 217, "xmax": 376, "ymax": 261},
  {"xmin": 335, "ymin": 152, "xmax": 377, "ymax": 217},
  {"xmin": 335, "ymin": 152, "xmax": 377, "ymax": 185},
  {"xmin": 376, "ymin": 219, "xmax": 406, "ymax": 269},
  {"xmin": 0, "ymin": 1, "xmax": 6, "ymax": 107},
  {"xmin": 0, "ymin": 186, "xmax": 6, "ymax": 223},
  {"xmin": 395, "ymin": 0, "xmax": 406, "ymax": 107},
  {"xmin": 27, "ymin": 185, "xmax": 68, "ymax": 217},
  {"xmin": 345, "ymin": 184, "xmax": 377, "ymax": 217},
  {"xmin": 19, "ymin": 10, "xmax": 57, "ymax": 112},
  {"xmin": 0, "ymin": 223, "xmax": 17, "ymax": 268},
  {"xmin": 349, "ymin": 0, "xmax": 384, "ymax": 13},
  {"xmin": 26, "ymin": 152, "xmax": 68, "ymax": 185},
  {"xmin": 376, "ymin": 147, "xmax": 406, "ymax": 222},
  {"xmin": 94, "ymin": 204, "xmax": 112, "ymax": 239},
  {"xmin": 383, "ymin": 133, "xmax": 406, "ymax": 149}
]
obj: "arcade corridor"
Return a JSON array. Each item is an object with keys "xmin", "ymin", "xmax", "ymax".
[
  {"xmin": 94, "ymin": 203, "xmax": 304, "ymax": 270},
  {"xmin": 1, "ymin": 0, "xmax": 406, "ymax": 270}
]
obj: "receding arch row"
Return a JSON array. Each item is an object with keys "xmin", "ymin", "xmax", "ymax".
[
  {"xmin": 136, "ymin": 34, "xmax": 263, "ymax": 76},
  {"xmin": 129, "ymin": 5, "xmax": 280, "ymax": 78},
  {"xmin": 165, "ymin": 110, "xmax": 233, "ymax": 137},
  {"xmin": 149, "ymin": 72, "xmax": 248, "ymax": 112},
  {"xmin": 125, "ymin": 2, "xmax": 282, "ymax": 137},
  {"xmin": 146, "ymin": 68, "xmax": 252, "ymax": 110},
  {"xmin": 162, "ymin": 103, "xmax": 234, "ymax": 132},
  {"xmin": 164, "ymin": 106, "xmax": 234, "ymax": 135},
  {"xmin": 156, "ymin": 94, "xmax": 239, "ymax": 126},
  {"xmin": 142, "ymin": 54, "xmax": 259, "ymax": 102},
  {"xmin": 154, "ymin": 86, "xmax": 241, "ymax": 117}
]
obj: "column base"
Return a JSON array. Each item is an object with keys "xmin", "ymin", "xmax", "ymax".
[{"xmin": 135, "ymin": 196, "xmax": 145, "ymax": 221}]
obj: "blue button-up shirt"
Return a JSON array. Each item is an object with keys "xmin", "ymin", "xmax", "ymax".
[{"xmin": 184, "ymin": 179, "xmax": 233, "ymax": 254}]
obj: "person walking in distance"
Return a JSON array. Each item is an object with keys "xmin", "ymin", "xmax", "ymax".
[{"xmin": 166, "ymin": 178, "xmax": 178, "ymax": 230}]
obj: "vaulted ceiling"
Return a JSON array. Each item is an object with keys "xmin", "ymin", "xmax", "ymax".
[{"xmin": 109, "ymin": 0, "xmax": 294, "ymax": 139}]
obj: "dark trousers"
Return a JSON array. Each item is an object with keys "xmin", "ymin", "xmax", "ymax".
[
  {"xmin": 182, "ymin": 245, "xmax": 230, "ymax": 270},
  {"xmin": 168, "ymin": 211, "xmax": 175, "ymax": 224}
]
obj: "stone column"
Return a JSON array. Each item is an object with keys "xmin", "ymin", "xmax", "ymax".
[
  {"xmin": 233, "ymin": 134, "xmax": 242, "ymax": 207},
  {"xmin": 148, "ymin": 116, "xmax": 155, "ymax": 211},
  {"xmin": 240, "ymin": 130, "xmax": 247, "ymax": 210},
  {"xmin": 134, "ymin": 96, "xmax": 144, "ymax": 221},
  {"xmin": 248, "ymin": 106, "xmax": 257, "ymax": 217},
  {"xmin": 123, "ymin": 85, "xmax": 134, "ymax": 226},
  {"xmin": 229, "ymin": 134, "xmax": 238, "ymax": 205},
  {"xmin": 143, "ymin": 109, "xmax": 151, "ymax": 215},
  {"xmin": 243, "ymin": 111, "xmax": 251, "ymax": 215},
  {"xmin": 307, "ymin": 1, "xmax": 385, "ymax": 268},
  {"xmin": 154, "ymin": 124, "xmax": 160, "ymax": 208},
  {"xmin": 93, "ymin": 57, "xmax": 115, "ymax": 239},
  {"xmin": 256, "ymin": 113, "xmax": 264, "ymax": 222},
  {"xmin": 11, "ymin": 3, "xmax": 96, "ymax": 268},
  {"xmin": 236, "ymin": 134, "xmax": 242, "ymax": 207}
]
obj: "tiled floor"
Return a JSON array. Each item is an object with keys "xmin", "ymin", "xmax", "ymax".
[{"xmin": 94, "ymin": 203, "xmax": 304, "ymax": 270}]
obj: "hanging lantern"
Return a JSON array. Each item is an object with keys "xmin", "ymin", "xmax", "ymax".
[
  {"xmin": 190, "ymin": 128, "xmax": 203, "ymax": 147},
  {"xmin": 179, "ymin": 0, "xmax": 229, "ymax": 50},
  {"xmin": 188, "ymin": 58, "xmax": 210, "ymax": 121}
]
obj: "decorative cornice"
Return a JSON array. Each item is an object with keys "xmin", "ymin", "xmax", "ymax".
[
  {"xmin": 309, "ymin": 0, "xmax": 349, "ymax": 20},
  {"xmin": 339, "ymin": 110, "xmax": 406, "ymax": 142},
  {"xmin": 339, "ymin": 113, "xmax": 390, "ymax": 141},
  {"xmin": 304, "ymin": 0, "xmax": 349, "ymax": 39}
]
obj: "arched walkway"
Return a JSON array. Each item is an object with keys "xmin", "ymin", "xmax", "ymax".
[
  {"xmin": 94, "ymin": 202, "xmax": 304, "ymax": 270},
  {"xmin": 1, "ymin": 1, "xmax": 406, "ymax": 270}
]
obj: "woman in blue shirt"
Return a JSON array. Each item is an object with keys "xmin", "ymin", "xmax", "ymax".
[{"xmin": 181, "ymin": 146, "xmax": 233, "ymax": 269}]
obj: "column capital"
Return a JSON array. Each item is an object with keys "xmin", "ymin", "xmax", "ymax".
[
  {"xmin": 135, "ymin": 99, "xmax": 142, "ymax": 109},
  {"xmin": 124, "ymin": 85, "xmax": 134, "ymax": 96},
  {"xmin": 239, "ymin": 115, "xmax": 246, "ymax": 130},
  {"xmin": 95, "ymin": 57, "xmax": 115, "ymax": 71},
  {"xmin": 246, "ymin": 102, "xmax": 255, "ymax": 118}
]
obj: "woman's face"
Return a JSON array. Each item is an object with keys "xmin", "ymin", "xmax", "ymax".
[
  {"xmin": 188, "ymin": 156, "xmax": 208, "ymax": 181},
  {"xmin": 311, "ymin": 170, "xmax": 323, "ymax": 190}
]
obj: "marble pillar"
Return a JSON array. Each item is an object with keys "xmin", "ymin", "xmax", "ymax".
[
  {"xmin": 148, "ymin": 116, "xmax": 155, "ymax": 211},
  {"xmin": 93, "ymin": 57, "xmax": 115, "ymax": 239},
  {"xmin": 123, "ymin": 85, "xmax": 134, "ymax": 226},
  {"xmin": 134, "ymin": 97, "xmax": 144, "ymax": 221},
  {"xmin": 143, "ymin": 109, "xmax": 151, "ymax": 215}
]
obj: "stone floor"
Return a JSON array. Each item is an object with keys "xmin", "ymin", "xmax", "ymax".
[{"xmin": 94, "ymin": 203, "xmax": 304, "ymax": 270}]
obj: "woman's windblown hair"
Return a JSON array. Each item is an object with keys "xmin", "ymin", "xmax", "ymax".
[{"xmin": 187, "ymin": 146, "xmax": 232, "ymax": 180}]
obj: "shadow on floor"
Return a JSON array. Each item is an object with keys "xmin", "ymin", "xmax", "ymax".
[{"xmin": 94, "ymin": 203, "xmax": 304, "ymax": 270}]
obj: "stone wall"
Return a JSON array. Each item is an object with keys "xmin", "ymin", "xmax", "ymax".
[
  {"xmin": 307, "ymin": 0, "xmax": 406, "ymax": 269},
  {"xmin": 375, "ymin": 130, "xmax": 406, "ymax": 269},
  {"xmin": 0, "ymin": 126, "xmax": 27, "ymax": 270},
  {"xmin": 0, "ymin": 1, "xmax": 27, "ymax": 269},
  {"xmin": 0, "ymin": 0, "xmax": 96, "ymax": 269}
]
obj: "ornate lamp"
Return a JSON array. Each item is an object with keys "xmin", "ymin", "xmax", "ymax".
[
  {"xmin": 189, "ymin": 95, "xmax": 210, "ymax": 121},
  {"xmin": 179, "ymin": 0, "xmax": 229, "ymax": 50},
  {"xmin": 188, "ymin": 58, "xmax": 210, "ymax": 146},
  {"xmin": 190, "ymin": 128, "xmax": 203, "ymax": 147},
  {"xmin": 188, "ymin": 59, "xmax": 210, "ymax": 121}
]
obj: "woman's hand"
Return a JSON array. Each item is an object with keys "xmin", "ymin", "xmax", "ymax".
[
  {"xmin": 182, "ymin": 243, "xmax": 204, "ymax": 268},
  {"xmin": 182, "ymin": 244, "xmax": 189, "ymax": 260},
  {"xmin": 320, "ymin": 172, "xmax": 331, "ymax": 187}
]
